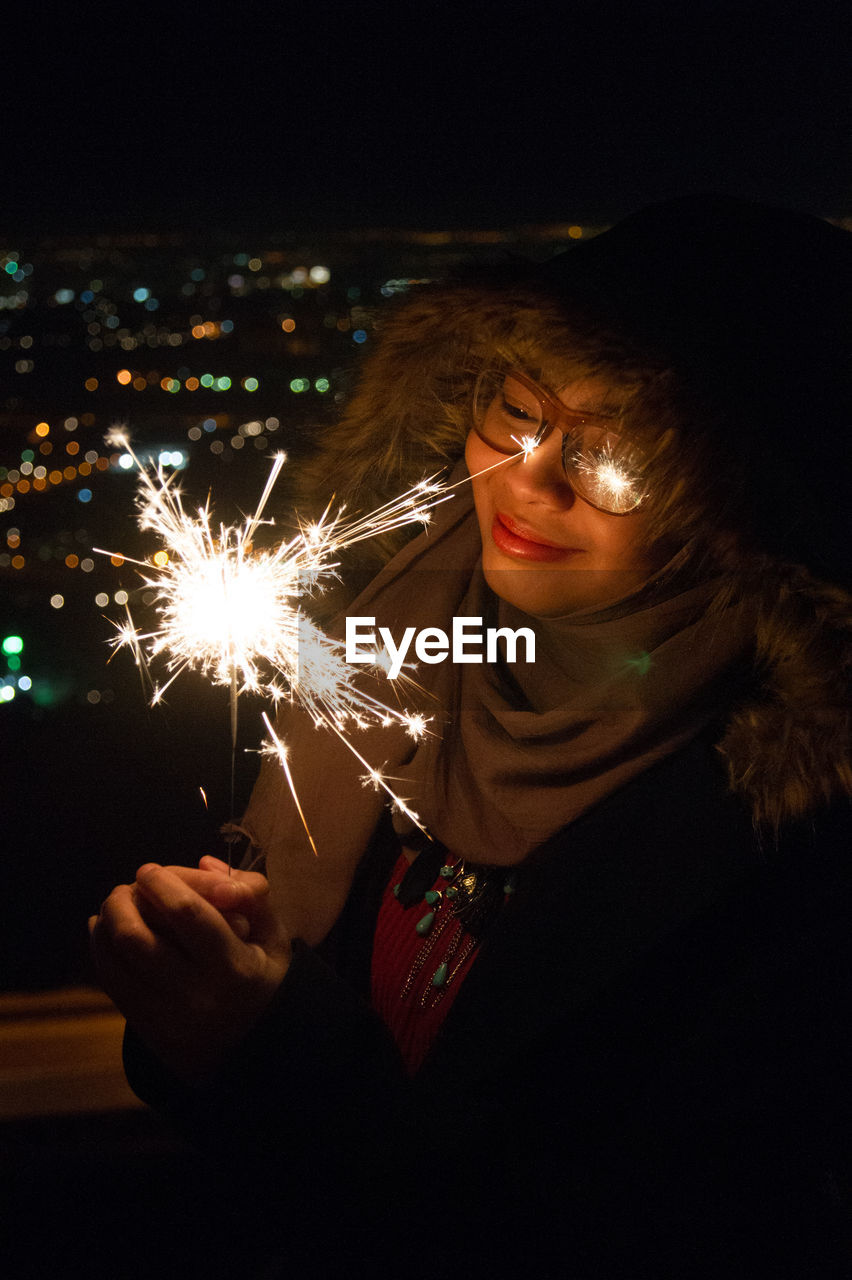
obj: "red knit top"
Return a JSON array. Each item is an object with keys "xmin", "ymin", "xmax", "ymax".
[{"xmin": 371, "ymin": 851, "xmax": 511, "ymax": 1075}]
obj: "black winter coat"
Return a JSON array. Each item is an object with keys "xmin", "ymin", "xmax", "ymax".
[{"xmin": 125, "ymin": 734, "xmax": 852, "ymax": 1278}]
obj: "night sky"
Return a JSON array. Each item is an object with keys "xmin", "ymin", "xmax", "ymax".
[{"xmin": 6, "ymin": 1, "xmax": 852, "ymax": 237}]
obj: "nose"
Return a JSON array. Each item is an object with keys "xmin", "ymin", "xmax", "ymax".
[{"xmin": 506, "ymin": 429, "xmax": 576, "ymax": 508}]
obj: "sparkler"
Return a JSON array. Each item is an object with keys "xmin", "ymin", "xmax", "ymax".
[
  {"xmin": 512, "ymin": 433, "xmax": 543, "ymax": 460},
  {"xmin": 98, "ymin": 430, "xmax": 457, "ymax": 849},
  {"xmin": 100, "ymin": 429, "xmax": 538, "ymax": 855}
]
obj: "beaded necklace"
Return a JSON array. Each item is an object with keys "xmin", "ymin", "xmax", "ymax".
[{"xmin": 392, "ymin": 849, "xmax": 517, "ymax": 1010}]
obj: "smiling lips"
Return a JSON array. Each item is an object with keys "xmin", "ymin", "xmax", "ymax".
[{"xmin": 491, "ymin": 513, "xmax": 583, "ymax": 563}]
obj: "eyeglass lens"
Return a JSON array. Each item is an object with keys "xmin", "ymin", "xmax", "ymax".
[{"xmin": 473, "ymin": 370, "xmax": 646, "ymax": 515}]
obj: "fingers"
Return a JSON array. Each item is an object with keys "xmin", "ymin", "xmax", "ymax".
[
  {"xmin": 91, "ymin": 882, "xmax": 159, "ymax": 957},
  {"xmin": 182, "ymin": 863, "xmax": 286, "ymax": 955},
  {"xmin": 198, "ymin": 857, "xmax": 270, "ymax": 897},
  {"xmin": 199, "ymin": 854, "xmax": 231, "ymax": 874},
  {"xmin": 197, "ymin": 855, "xmax": 265, "ymax": 885},
  {"xmin": 91, "ymin": 862, "xmax": 287, "ymax": 982},
  {"xmin": 157, "ymin": 870, "xmax": 253, "ymax": 940},
  {"xmin": 163, "ymin": 861, "xmax": 264, "ymax": 897},
  {"xmin": 88, "ymin": 863, "xmax": 290, "ymax": 1082},
  {"xmin": 161, "ymin": 864, "xmax": 269, "ymax": 921},
  {"xmin": 164, "ymin": 865, "xmax": 248, "ymax": 899},
  {"xmin": 205, "ymin": 877, "xmax": 265, "ymax": 916},
  {"xmin": 222, "ymin": 911, "xmax": 251, "ymax": 941},
  {"xmin": 89, "ymin": 882, "xmax": 179, "ymax": 996},
  {"xmin": 98, "ymin": 862, "xmax": 274, "ymax": 954},
  {"xmin": 133, "ymin": 864, "xmax": 242, "ymax": 961}
]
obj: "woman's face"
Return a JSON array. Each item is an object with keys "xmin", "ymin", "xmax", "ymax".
[{"xmin": 465, "ymin": 375, "xmax": 662, "ymax": 617}]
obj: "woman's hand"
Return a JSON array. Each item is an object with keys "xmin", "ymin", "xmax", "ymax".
[{"xmin": 89, "ymin": 859, "xmax": 291, "ymax": 1083}]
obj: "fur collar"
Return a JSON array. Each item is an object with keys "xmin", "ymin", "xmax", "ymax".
[{"xmin": 290, "ymin": 284, "xmax": 852, "ymax": 833}]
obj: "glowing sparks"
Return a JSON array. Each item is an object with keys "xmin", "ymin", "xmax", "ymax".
[
  {"xmin": 100, "ymin": 435, "xmax": 448, "ymax": 850},
  {"xmin": 404, "ymin": 713, "xmax": 430, "ymax": 741},
  {"xmin": 512, "ymin": 432, "xmax": 543, "ymax": 460},
  {"xmin": 101, "ymin": 432, "xmax": 535, "ymax": 854},
  {"xmin": 596, "ymin": 461, "xmax": 631, "ymax": 496},
  {"xmin": 260, "ymin": 711, "xmax": 318, "ymax": 857},
  {"xmin": 570, "ymin": 442, "xmax": 645, "ymax": 514},
  {"xmin": 506, "ymin": 422, "xmax": 646, "ymax": 514},
  {"xmin": 99, "ymin": 438, "xmax": 446, "ymax": 714}
]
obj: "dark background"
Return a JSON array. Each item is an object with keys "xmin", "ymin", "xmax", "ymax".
[{"xmin": 5, "ymin": 0, "xmax": 851, "ymax": 236}]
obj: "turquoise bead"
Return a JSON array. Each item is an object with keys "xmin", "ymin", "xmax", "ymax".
[
  {"xmin": 439, "ymin": 864, "xmax": 455, "ymax": 879},
  {"xmin": 415, "ymin": 910, "xmax": 435, "ymax": 936},
  {"xmin": 392, "ymin": 883, "xmax": 401, "ymax": 898},
  {"xmin": 424, "ymin": 889, "xmax": 441, "ymax": 906},
  {"xmin": 432, "ymin": 962, "xmax": 448, "ymax": 988},
  {"xmin": 446, "ymin": 885, "xmax": 459, "ymax": 900}
]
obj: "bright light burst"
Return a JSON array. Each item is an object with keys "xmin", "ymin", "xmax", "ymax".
[
  {"xmin": 594, "ymin": 460, "xmax": 632, "ymax": 498},
  {"xmin": 100, "ymin": 430, "xmax": 447, "ymax": 710},
  {"xmin": 100, "ymin": 429, "xmax": 533, "ymax": 853},
  {"xmin": 97, "ymin": 431, "xmax": 456, "ymax": 844},
  {"xmin": 512, "ymin": 432, "xmax": 543, "ymax": 460},
  {"xmin": 572, "ymin": 441, "xmax": 645, "ymax": 513},
  {"xmin": 513, "ymin": 428, "xmax": 645, "ymax": 514}
]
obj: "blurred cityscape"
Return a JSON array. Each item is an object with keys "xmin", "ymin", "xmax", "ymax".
[{"xmin": 1, "ymin": 220, "xmax": 594, "ymax": 988}]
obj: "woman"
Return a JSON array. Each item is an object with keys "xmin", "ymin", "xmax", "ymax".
[{"xmin": 91, "ymin": 197, "xmax": 852, "ymax": 1277}]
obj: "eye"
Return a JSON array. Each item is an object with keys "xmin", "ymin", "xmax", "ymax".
[{"xmin": 497, "ymin": 392, "xmax": 539, "ymax": 424}]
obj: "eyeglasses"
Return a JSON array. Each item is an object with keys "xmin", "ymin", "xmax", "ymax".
[{"xmin": 472, "ymin": 368, "xmax": 648, "ymax": 515}]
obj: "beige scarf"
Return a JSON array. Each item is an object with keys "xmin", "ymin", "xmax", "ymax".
[{"xmin": 243, "ymin": 482, "xmax": 756, "ymax": 943}]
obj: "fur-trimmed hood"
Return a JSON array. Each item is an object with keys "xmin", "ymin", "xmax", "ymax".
[{"xmin": 289, "ymin": 255, "xmax": 852, "ymax": 834}]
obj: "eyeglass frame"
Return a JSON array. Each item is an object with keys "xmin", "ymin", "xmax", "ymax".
[{"xmin": 471, "ymin": 366, "xmax": 648, "ymax": 514}]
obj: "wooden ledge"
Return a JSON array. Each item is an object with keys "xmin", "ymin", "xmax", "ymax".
[{"xmin": 0, "ymin": 986, "xmax": 143, "ymax": 1120}]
